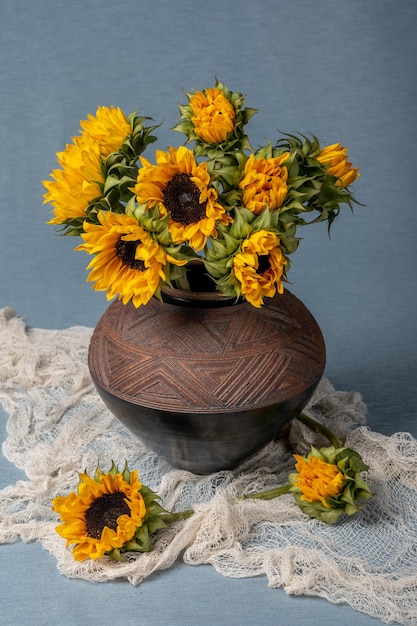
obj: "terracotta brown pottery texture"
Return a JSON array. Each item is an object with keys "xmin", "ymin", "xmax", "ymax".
[{"xmin": 88, "ymin": 288, "xmax": 326, "ymax": 474}]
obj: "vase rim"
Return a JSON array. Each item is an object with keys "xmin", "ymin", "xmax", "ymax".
[
  {"xmin": 160, "ymin": 284, "xmax": 244, "ymax": 308},
  {"xmin": 160, "ymin": 259, "xmax": 245, "ymax": 307}
]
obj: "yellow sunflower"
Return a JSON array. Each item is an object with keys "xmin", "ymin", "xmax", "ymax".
[
  {"xmin": 43, "ymin": 133, "xmax": 104, "ymax": 225},
  {"xmin": 239, "ymin": 153, "xmax": 290, "ymax": 215},
  {"xmin": 43, "ymin": 107, "xmax": 132, "ymax": 227},
  {"xmin": 316, "ymin": 143, "xmax": 360, "ymax": 188},
  {"xmin": 293, "ymin": 454, "xmax": 345, "ymax": 508},
  {"xmin": 52, "ymin": 467, "xmax": 146, "ymax": 561},
  {"xmin": 232, "ymin": 230, "xmax": 287, "ymax": 307},
  {"xmin": 134, "ymin": 145, "xmax": 230, "ymax": 251},
  {"xmin": 76, "ymin": 211, "xmax": 186, "ymax": 307},
  {"xmin": 188, "ymin": 88, "xmax": 236, "ymax": 144},
  {"xmin": 80, "ymin": 105, "xmax": 132, "ymax": 157}
]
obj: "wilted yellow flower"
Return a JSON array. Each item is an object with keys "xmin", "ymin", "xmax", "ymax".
[
  {"xmin": 317, "ymin": 143, "xmax": 360, "ymax": 188},
  {"xmin": 76, "ymin": 211, "xmax": 186, "ymax": 307},
  {"xmin": 232, "ymin": 230, "xmax": 286, "ymax": 307},
  {"xmin": 239, "ymin": 153, "xmax": 290, "ymax": 214},
  {"xmin": 189, "ymin": 88, "xmax": 236, "ymax": 144},
  {"xmin": 80, "ymin": 105, "xmax": 132, "ymax": 157},
  {"xmin": 134, "ymin": 145, "xmax": 230, "ymax": 251}
]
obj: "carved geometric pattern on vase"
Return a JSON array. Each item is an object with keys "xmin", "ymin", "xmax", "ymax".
[{"xmin": 89, "ymin": 290, "xmax": 325, "ymax": 413}]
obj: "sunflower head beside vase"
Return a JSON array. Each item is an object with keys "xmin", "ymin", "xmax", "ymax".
[{"xmin": 43, "ymin": 80, "xmax": 360, "ymax": 308}]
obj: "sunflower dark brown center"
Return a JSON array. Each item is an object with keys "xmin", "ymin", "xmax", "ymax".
[
  {"xmin": 257, "ymin": 254, "xmax": 271, "ymax": 275},
  {"xmin": 163, "ymin": 173, "xmax": 207, "ymax": 225},
  {"xmin": 116, "ymin": 238, "xmax": 145, "ymax": 270},
  {"xmin": 85, "ymin": 492, "xmax": 131, "ymax": 539}
]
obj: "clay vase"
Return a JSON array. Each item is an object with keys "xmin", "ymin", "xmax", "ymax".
[{"xmin": 88, "ymin": 283, "xmax": 325, "ymax": 474}]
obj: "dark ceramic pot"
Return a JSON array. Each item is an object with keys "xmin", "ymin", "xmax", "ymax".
[{"xmin": 88, "ymin": 281, "xmax": 325, "ymax": 474}]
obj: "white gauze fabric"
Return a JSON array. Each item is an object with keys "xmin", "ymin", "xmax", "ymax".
[{"xmin": 0, "ymin": 307, "xmax": 416, "ymax": 625}]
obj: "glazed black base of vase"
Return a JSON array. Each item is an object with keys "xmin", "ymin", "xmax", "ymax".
[{"xmin": 92, "ymin": 381, "xmax": 318, "ymax": 474}]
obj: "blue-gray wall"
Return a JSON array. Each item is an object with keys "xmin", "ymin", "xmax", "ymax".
[{"xmin": 2, "ymin": 0, "xmax": 416, "ymax": 436}]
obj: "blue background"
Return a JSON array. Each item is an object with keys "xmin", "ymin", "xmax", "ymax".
[{"xmin": 1, "ymin": 1, "xmax": 416, "ymax": 624}]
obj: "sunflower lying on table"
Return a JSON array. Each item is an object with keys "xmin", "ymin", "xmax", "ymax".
[
  {"xmin": 52, "ymin": 462, "xmax": 193, "ymax": 562},
  {"xmin": 52, "ymin": 415, "xmax": 372, "ymax": 562}
]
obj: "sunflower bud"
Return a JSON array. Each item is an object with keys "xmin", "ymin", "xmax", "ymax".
[
  {"xmin": 288, "ymin": 446, "xmax": 372, "ymax": 524},
  {"xmin": 316, "ymin": 143, "xmax": 360, "ymax": 188},
  {"xmin": 172, "ymin": 80, "xmax": 257, "ymax": 154}
]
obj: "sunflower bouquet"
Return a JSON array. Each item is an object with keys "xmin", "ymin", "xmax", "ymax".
[{"xmin": 43, "ymin": 80, "xmax": 359, "ymax": 308}]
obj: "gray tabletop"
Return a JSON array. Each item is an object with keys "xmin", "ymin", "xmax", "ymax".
[{"xmin": 1, "ymin": 1, "xmax": 416, "ymax": 624}]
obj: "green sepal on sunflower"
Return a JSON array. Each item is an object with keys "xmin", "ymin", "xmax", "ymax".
[
  {"xmin": 99, "ymin": 115, "xmax": 160, "ymax": 197},
  {"xmin": 171, "ymin": 79, "xmax": 258, "ymax": 156},
  {"xmin": 206, "ymin": 150, "xmax": 248, "ymax": 198},
  {"xmin": 276, "ymin": 132, "xmax": 361, "ymax": 230},
  {"xmin": 101, "ymin": 114, "xmax": 159, "ymax": 171}
]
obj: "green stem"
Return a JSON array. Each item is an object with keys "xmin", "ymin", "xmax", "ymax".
[
  {"xmin": 162, "ymin": 484, "xmax": 294, "ymax": 521},
  {"xmin": 236, "ymin": 483, "xmax": 292, "ymax": 501},
  {"xmin": 296, "ymin": 412, "xmax": 343, "ymax": 448},
  {"xmin": 160, "ymin": 509, "xmax": 195, "ymax": 524},
  {"xmin": 173, "ymin": 272, "xmax": 191, "ymax": 291}
]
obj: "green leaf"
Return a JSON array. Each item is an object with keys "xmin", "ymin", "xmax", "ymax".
[{"xmin": 132, "ymin": 525, "xmax": 152, "ymax": 553}]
